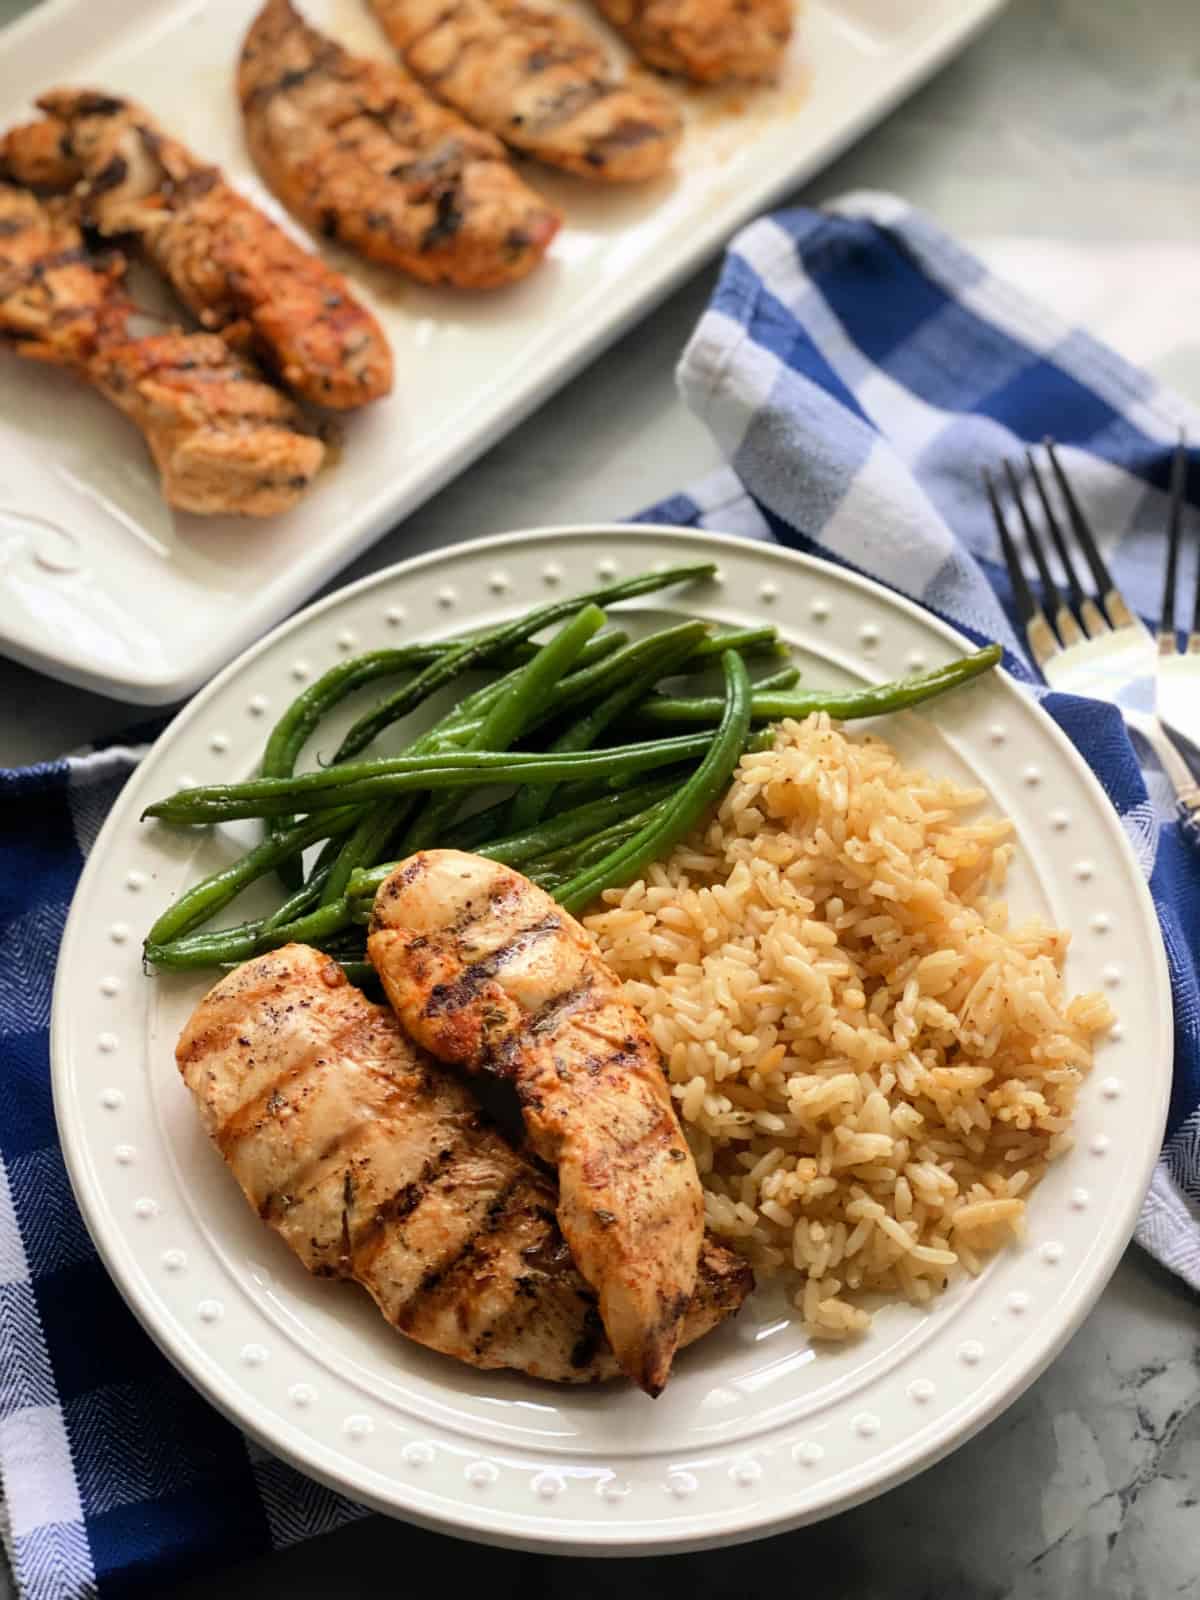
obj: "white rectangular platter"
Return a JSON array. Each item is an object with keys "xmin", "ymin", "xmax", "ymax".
[{"xmin": 0, "ymin": 0, "xmax": 1005, "ymax": 702}]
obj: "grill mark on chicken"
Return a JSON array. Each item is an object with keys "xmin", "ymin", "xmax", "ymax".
[
  {"xmin": 526, "ymin": 978, "xmax": 594, "ymax": 1038},
  {"xmin": 348, "ymin": 1139, "xmax": 460, "ymax": 1247},
  {"xmin": 242, "ymin": 41, "xmax": 345, "ymax": 109},
  {"xmin": 261, "ymin": 1101, "xmax": 408, "ymax": 1225},
  {"xmin": 521, "ymin": 81, "xmax": 607, "ymax": 134},
  {"xmin": 349, "ymin": 1121, "xmax": 498, "ymax": 1276},
  {"xmin": 369, "ymin": 0, "xmax": 681, "ymax": 183},
  {"xmin": 367, "ymin": 851, "xmax": 706, "ymax": 1396},
  {"xmin": 3, "ymin": 88, "xmax": 393, "ymax": 410},
  {"xmin": 215, "ymin": 1052, "xmax": 326, "ymax": 1155},
  {"xmin": 404, "ymin": 1177, "xmax": 582, "ymax": 1350},
  {"xmin": 236, "ymin": 0, "xmax": 558, "ymax": 290},
  {"xmin": 402, "ymin": 1172, "xmax": 525, "ymax": 1311},
  {"xmin": 591, "ymin": 0, "xmax": 793, "ymax": 83},
  {"xmin": 0, "ymin": 183, "xmax": 323, "ymax": 516},
  {"xmin": 423, "ymin": 913, "xmax": 563, "ymax": 1018},
  {"xmin": 178, "ymin": 944, "xmax": 751, "ymax": 1383}
]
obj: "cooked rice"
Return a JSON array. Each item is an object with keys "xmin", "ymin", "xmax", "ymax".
[{"xmin": 585, "ymin": 714, "xmax": 1113, "ymax": 1339}]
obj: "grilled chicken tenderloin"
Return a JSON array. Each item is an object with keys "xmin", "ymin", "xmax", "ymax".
[
  {"xmin": 368, "ymin": 0, "xmax": 681, "ymax": 182},
  {"xmin": 592, "ymin": 0, "xmax": 793, "ymax": 83},
  {"xmin": 239, "ymin": 0, "xmax": 560, "ymax": 290},
  {"xmin": 367, "ymin": 849, "xmax": 705, "ymax": 1396},
  {"xmin": 176, "ymin": 944, "xmax": 751, "ymax": 1381},
  {"xmin": 0, "ymin": 183, "xmax": 323, "ymax": 516},
  {"xmin": 3, "ymin": 90, "xmax": 393, "ymax": 409}
]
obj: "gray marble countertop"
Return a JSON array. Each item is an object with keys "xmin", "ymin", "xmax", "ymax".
[{"xmin": 2, "ymin": 0, "xmax": 1198, "ymax": 1596}]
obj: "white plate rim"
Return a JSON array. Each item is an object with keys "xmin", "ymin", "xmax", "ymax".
[{"xmin": 50, "ymin": 523, "xmax": 1171, "ymax": 1553}]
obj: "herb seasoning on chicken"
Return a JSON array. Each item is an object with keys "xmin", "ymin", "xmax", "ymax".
[
  {"xmin": 368, "ymin": 0, "xmax": 682, "ymax": 182},
  {"xmin": 593, "ymin": 0, "xmax": 793, "ymax": 83},
  {"xmin": 0, "ymin": 183, "xmax": 324, "ymax": 516},
  {"xmin": 367, "ymin": 849, "xmax": 706, "ymax": 1396},
  {"xmin": 177, "ymin": 944, "xmax": 751, "ymax": 1381},
  {"xmin": 239, "ymin": 0, "xmax": 560, "ymax": 290},
  {"xmin": 3, "ymin": 90, "xmax": 393, "ymax": 409}
]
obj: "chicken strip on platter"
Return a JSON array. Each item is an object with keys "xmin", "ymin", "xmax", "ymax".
[
  {"xmin": 3, "ymin": 91, "xmax": 393, "ymax": 409},
  {"xmin": 177, "ymin": 944, "xmax": 752, "ymax": 1382},
  {"xmin": 367, "ymin": 849, "xmax": 705, "ymax": 1396},
  {"xmin": 239, "ymin": 0, "xmax": 559, "ymax": 290},
  {"xmin": 0, "ymin": 183, "xmax": 323, "ymax": 516},
  {"xmin": 592, "ymin": 0, "xmax": 793, "ymax": 83},
  {"xmin": 368, "ymin": 0, "xmax": 682, "ymax": 182}
]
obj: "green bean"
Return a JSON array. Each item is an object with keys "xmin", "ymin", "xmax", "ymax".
[
  {"xmin": 356, "ymin": 624, "xmax": 767, "ymax": 779},
  {"xmin": 144, "ymin": 732, "xmax": 732, "ymax": 825},
  {"xmin": 438, "ymin": 795, "xmax": 522, "ymax": 853},
  {"xmin": 324, "ymin": 939, "xmax": 368, "ymax": 965},
  {"xmin": 524, "ymin": 621, "xmax": 779, "ymax": 732},
  {"xmin": 506, "ymin": 621, "xmax": 706, "ymax": 834},
  {"xmin": 146, "ymin": 915, "xmax": 269, "ymax": 969},
  {"xmin": 263, "ymin": 634, "xmax": 515, "ymax": 778},
  {"xmin": 261, "ymin": 864, "xmax": 333, "ymax": 932},
  {"xmin": 516, "ymin": 629, "xmax": 781, "ymax": 819},
  {"xmin": 320, "ymin": 802, "xmax": 408, "ymax": 907},
  {"xmin": 542, "ymin": 619, "xmax": 707, "ymax": 717},
  {"xmin": 689, "ymin": 624, "xmax": 782, "ymax": 659},
  {"xmin": 529, "ymin": 799, "xmax": 670, "ymax": 883},
  {"xmin": 441, "ymin": 629, "xmax": 626, "ymax": 732},
  {"xmin": 636, "ymin": 645, "xmax": 1002, "ymax": 727},
  {"xmin": 261, "ymin": 630, "xmax": 627, "ymax": 883},
  {"xmin": 557, "ymin": 651, "xmax": 752, "ymax": 915},
  {"xmin": 314, "ymin": 771, "xmax": 454, "ymax": 905},
  {"xmin": 147, "ymin": 916, "xmax": 263, "ymax": 959},
  {"xmin": 147, "ymin": 866, "xmax": 336, "ymax": 967},
  {"xmin": 401, "ymin": 603, "xmax": 608, "ymax": 854},
  {"xmin": 435, "ymin": 781, "xmax": 622, "ymax": 853},
  {"xmin": 314, "ymin": 626, "xmax": 630, "ymax": 879},
  {"xmin": 307, "ymin": 828, "xmax": 358, "ymax": 886},
  {"xmin": 257, "ymin": 629, "xmax": 569, "ymax": 782},
  {"xmin": 745, "ymin": 665, "xmax": 801, "ymax": 695},
  {"xmin": 488, "ymin": 773, "xmax": 684, "ymax": 867},
  {"xmin": 147, "ymin": 895, "xmax": 355, "ymax": 971},
  {"xmin": 146, "ymin": 937, "xmax": 249, "ymax": 971},
  {"xmin": 604, "ymin": 664, "xmax": 796, "ymax": 755},
  {"xmin": 260, "ymin": 636, "xmax": 493, "ymax": 887},
  {"xmin": 316, "ymin": 677, "xmax": 503, "ymax": 907},
  {"xmin": 513, "ymin": 620, "xmax": 707, "ymax": 733},
  {"xmin": 346, "ymin": 773, "xmax": 687, "ymax": 906},
  {"xmin": 257, "ymin": 899, "xmax": 354, "ymax": 949},
  {"xmin": 144, "ymin": 805, "xmax": 360, "ymax": 947},
  {"xmin": 331, "ymin": 563, "xmax": 716, "ymax": 763}
]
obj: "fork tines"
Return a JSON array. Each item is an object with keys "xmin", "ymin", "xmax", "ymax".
[
  {"xmin": 1042, "ymin": 439, "xmax": 1136, "ymax": 629},
  {"xmin": 986, "ymin": 440, "xmax": 1141, "ymax": 674},
  {"xmin": 1023, "ymin": 448, "xmax": 1108, "ymax": 638},
  {"xmin": 983, "ymin": 463, "xmax": 1058, "ymax": 670}
]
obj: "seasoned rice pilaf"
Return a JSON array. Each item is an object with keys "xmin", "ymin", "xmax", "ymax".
[{"xmin": 585, "ymin": 714, "xmax": 1113, "ymax": 1338}]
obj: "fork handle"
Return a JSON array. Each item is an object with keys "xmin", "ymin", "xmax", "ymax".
[{"xmin": 1124, "ymin": 709, "xmax": 1200, "ymax": 826}]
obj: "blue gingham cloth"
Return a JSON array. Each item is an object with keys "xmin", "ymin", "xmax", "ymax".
[{"xmin": 2, "ymin": 194, "xmax": 1199, "ymax": 1598}]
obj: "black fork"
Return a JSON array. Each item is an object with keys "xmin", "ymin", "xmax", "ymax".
[{"xmin": 985, "ymin": 438, "xmax": 1142, "ymax": 677}]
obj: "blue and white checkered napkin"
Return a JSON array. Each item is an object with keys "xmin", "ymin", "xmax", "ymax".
[{"xmin": 2, "ymin": 195, "xmax": 1200, "ymax": 1599}]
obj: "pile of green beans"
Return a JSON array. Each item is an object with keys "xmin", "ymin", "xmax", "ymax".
[{"xmin": 140, "ymin": 559, "xmax": 1001, "ymax": 976}]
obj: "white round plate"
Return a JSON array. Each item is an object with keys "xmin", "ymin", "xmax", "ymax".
[{"xmin": 52, "ymin": 526, "xmax": 1171, "ymax": 1554}]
